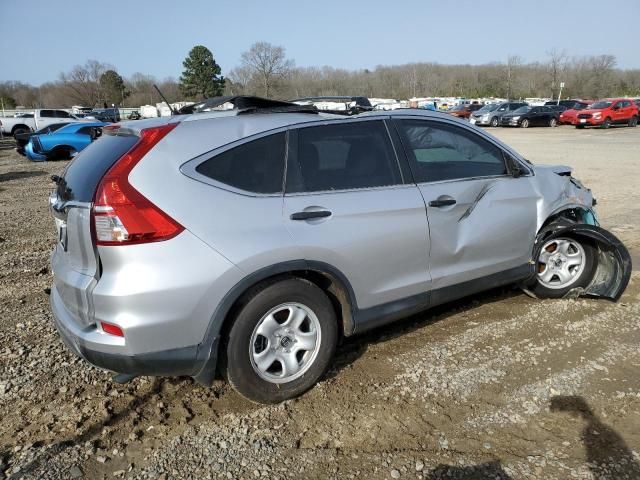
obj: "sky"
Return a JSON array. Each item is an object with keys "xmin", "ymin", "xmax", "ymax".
[{"xmin": 1, "ymin": 0, "xmax": 639, "ymax": 85}]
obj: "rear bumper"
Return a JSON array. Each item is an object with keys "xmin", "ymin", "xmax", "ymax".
[{"xmin": 50, "ymin": 285, "xmax": 217, "ymax": 378}]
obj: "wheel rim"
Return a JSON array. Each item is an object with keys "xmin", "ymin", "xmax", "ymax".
[
  {"xmin": 491, "ymin": 118, "xmax": 498, "ymax": 126},
  {"xmin": 249, "ymin": 302, "xmax": 321, "ymax": 384},
  {"xmin": 537, "ymin": 238, "xmax": 586, "ymax": 289},
  {"xmin": 522, "ymin": 120, "xmax": 529, "ymax": 128}
]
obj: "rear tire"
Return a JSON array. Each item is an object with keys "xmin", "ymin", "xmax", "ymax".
[
  {"xmin": 12, "ymin": 126, "xmax": 30, "ymax": 137},
  {"xmin": 628, "ymin": 116, "xmax": 638, "ymax": 127},
  {"xmin": 549, "ymin": 117, "xmax": 557, "ymax": 127},
  {"xmin": 222, "ymin": 278, "xmax": 338, "ymax": 404},
  {"xmin": 530, "ymin": 236, "xmax": 597, "ymax": 299}
]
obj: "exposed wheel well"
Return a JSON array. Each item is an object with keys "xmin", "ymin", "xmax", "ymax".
[
  {"xmin": 540, "ymin": 207, "xmax": 594, "ymax": 231},
  {"xmin": 217, "ymin": 269, "xmax": 354, "ymax": 348}
]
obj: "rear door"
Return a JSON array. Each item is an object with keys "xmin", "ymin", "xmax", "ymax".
[
  {"xmin": 393, "ymin": 117, "xmax": 539, "ymax": 292},
  {"xmin": 283, "ymin": 119, "xmax": 431, "ymax": 312}
]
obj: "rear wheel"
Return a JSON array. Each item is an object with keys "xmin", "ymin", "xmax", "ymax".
[
  {"xmin": 602, "ymin": 117, "xmax": 612, "ymax": 129},
  {"xmin": 222, "ymin": 278, "xmax": 338, "ymax": 404},
  {"xmin": 521, "ymin": 119, "xmax": 530, "ymax": 128},
  {"xmin": 12, "ymin": 126, "xmax": 30, "ymax": 137},
  {"xmin": 628, "ymin": 116, "xmax": 638, "ymax": 127},
  {"xmin": 549, "ymin": 117, "xmax": 557, "ymax": 127},
  {"xmin": 530, "ymin": 237, "xmax": 597, "ymax": 299}
]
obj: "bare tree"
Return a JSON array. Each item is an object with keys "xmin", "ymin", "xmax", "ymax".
[
  {"xmin": 547, "ymin": 48, "xmax": 568, "ymax": 98},
  {"xmin": 59, "ymin": 60, "xmax": 113, "ymax": 106},
  {"xmin": 505, "ymin": 55, "xmax": 522, "ymax": 100},
  {"xmin": 240, "ymin": 42, "xmax": 294, "ymax": 97}
]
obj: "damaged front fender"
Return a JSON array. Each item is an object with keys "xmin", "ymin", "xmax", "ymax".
[{"xmin": 525, "ymin": 222, "xmax": 632, "ymax": 301}]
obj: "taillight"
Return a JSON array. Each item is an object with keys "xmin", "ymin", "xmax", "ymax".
[{"xmin": 92, "ymin": 123, "xmax": 184, "ymax": 246}]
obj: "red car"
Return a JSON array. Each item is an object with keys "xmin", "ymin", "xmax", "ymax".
[
  {"xmin": 558, "ymin": 101, "xmax": 591, "ymax": 125},
  {"xmin": 576, "ymin": 98, "xmax": 638, "ymax": 128}
]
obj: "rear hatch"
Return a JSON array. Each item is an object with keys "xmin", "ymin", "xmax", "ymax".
[{"xmin": 50, "ymin": 131, "xmax": 139, "ymax": 327}]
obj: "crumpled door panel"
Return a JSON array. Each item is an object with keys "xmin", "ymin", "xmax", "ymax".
[{"xmin": 526, "ymin": 222, "xmax": 632, "ymax": 301}]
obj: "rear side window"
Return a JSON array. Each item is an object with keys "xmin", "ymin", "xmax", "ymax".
[
  {"xmin": 40, "ymin": 110, "xmax": 54, "ymax": 118},
  {"xmin": 58, "ymin": 134, "xmax": 139, "ymax": 202},
  {"xmin": 287, "ymin": 121, "xmax": 400, "ymax": 193},
  {"xmin": 55, "ymin": 110, "xmax": 71, "ymax": 118},
  {"xmin": 397, "ymin": 120, "xmax": 507, "ymax": 182},
  {"xmin": 196, "ymin": 132, "xmax": 286, "ymax": 194}
]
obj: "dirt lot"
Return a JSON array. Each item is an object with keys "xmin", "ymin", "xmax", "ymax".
[{"xmin": 0, "ymin": 125, "xmax": 639, "ymax": 480}]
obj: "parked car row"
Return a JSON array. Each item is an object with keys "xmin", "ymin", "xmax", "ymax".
[{"xmin": 469, "ymin": 98, "xmax": 638, "ymax": 129}]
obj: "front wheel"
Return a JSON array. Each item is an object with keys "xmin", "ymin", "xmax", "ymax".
[
  {"xmin": 222, "ymin": 278, "xmax": 338, "ymax": 404},
  {"xmin": 490, "ymin": 117, "xmax": 499, "ymax": 127},
  {"xmin": 530, "ymin": 237, "xmax": 597, "ymax": 299},
  {"xmin": 521, "ymin": 119, "xmax": 530, "ymax": 128},
  {"xmin": 602, "ymin": 118, "xmax": 611, "ymax": 129}
]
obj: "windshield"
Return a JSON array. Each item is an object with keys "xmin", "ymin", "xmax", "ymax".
[
  {"xmin": 476, "ymin": 104, "xmax": 499, "ymax": 113},
  {"xmin": 590, "ymin": 101, "xmax": 612, "ymax": 109},
  {"xmin": 513, "ymin": 106, "xmax": 531, "ymax": 114}
]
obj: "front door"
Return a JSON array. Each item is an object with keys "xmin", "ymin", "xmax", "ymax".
[
  {"xmin": 283, "ymin": 119, "xmax": 431, "ymax": 312},
  {"xmin": 393, "ymin": 118, "xmax": 539, "ymax": 291}
]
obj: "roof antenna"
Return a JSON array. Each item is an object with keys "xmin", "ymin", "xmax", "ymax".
[{"xmin": 153, "ymin": 84, "xmax": 177, "ymax": 115}]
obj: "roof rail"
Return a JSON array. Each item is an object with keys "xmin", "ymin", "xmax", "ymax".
[{"xmin": 178, "ymin": 96, "xmax": 319, "ymax": 115}]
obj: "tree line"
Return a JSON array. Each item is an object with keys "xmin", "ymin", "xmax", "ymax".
[{"xmin": 1, "ymin": 44, "xmax": 639, "ymax": 110}]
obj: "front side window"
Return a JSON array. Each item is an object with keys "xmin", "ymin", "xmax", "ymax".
[
  {"xmin": 287, "ymin": 121, "xmax": 401, "ymax": 193},
  {"xmin": 397, "ymin": 120, "xmax": 507, "ymax": 183},
  {"xmin": 196, "ymin": 132, "xmax": 286, "ymax": 194}
]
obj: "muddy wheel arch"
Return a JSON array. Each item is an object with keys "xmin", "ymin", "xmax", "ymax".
[{"xmin": 524, "ymin": 219, "xmax": 632, "ymax": 301}]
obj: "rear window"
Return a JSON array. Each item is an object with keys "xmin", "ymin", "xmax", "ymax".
[
  {"xmin": 58, "ymin": 133, "xmax": 138, "ymax": 202},
  {"xmin": 195, "ymin": 132, "xmax": 286, "ymax": 194}
]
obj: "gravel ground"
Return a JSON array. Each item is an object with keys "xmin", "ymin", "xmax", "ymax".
[{"xmin": 0, "ymin": 125, "xmax": 639, "ymax": 480}]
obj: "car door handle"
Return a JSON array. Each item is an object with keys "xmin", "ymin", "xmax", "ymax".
[
  {"xmin": 290, "ymin": 210, "xmax": 332, "ymax": 221},
  {"xmin": 428, "ymin": 198, "xmax": 457, "ymax": 207}
]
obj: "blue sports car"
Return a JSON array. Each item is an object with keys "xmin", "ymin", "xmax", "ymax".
[{"xmin": 25, "ymin": 122, "xmax": 106, "ymax": 161}]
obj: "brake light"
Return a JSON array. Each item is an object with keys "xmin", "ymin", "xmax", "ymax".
[
  {"xmin": 100, "ymin": 321, "xmax": 124, "ymax": 337},
  {"xmin": 92, "ymin": 123, "xmax": 184, "ymax": 246}
]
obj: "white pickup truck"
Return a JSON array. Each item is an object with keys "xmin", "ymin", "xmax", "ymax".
[{"xmin": 0, "ymin": 109, "xmax": 81, "ymax": 136}]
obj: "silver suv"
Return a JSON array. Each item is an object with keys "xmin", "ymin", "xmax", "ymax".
[
  {"xmin": 49, "ymin": 99, "xmax": 631, "ymax": 404},
  {"xmin": 470, "ymin": 101, "xmax": 528, "ymax": 127}
]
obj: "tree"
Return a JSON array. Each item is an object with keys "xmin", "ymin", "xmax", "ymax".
[
  {"xmin": 505, "ymin": 55, "xmax": 522, "ymax": 100},
  {"xmin": 59, "ymin": 60, "xmax": 113, "ymax": 106},
  {"xmin": 100, "ymin": 70, "xmax": 129, "ymax": 106},
  {"xmin": 179, "ymin": 45, "xmax": 225, "ymax": 99},
  {"xmin": 240, "ymin": 42, "xmax": 294, "ymax": 97},
  {"xmin": 547, "ymin": 48, "xmax": 568, "ymax": 98}
]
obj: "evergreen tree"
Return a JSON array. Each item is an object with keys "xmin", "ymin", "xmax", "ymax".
[{"xmin": 179, "ymin": 46, "xmax": 225, "ymax": 99}]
